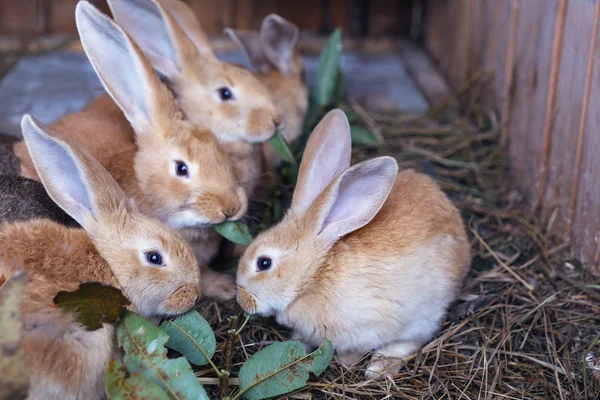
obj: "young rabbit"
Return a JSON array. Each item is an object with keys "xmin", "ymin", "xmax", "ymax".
[
  {"xmin": 14, "ymin": 2, "xmax": 244, "ymax": 301},
  {"xmin": 107, "ymin": 0, "xmax": 282, "ymax": 196},
  {"xmin": 1, "ymin": 133, "xmax": 20, "ymax": 175},
  {"xmin": 236, "ymin": 110, "xmax": 471, "ymax": 378},
  {"xmin": 226, "ymin": 14, "xmax": 309, "ymax": 168},
  {"xmin": 0, "ymin": 115, "xmax": 201, "ymax": 400},
  {"xmin": 0, "ymin": 175, "xmax": 78, "ymax": 227}
]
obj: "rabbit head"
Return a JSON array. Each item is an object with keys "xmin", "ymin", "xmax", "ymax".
[
  {"xmin": 76, "ymin": 2, "xmax": 247, "ymax": 229},
  {"xmin": 107, "ymin": 0, "xmax": 282, "ymax": 144},
  {"xmin": 21, "ymin": 114, "xmax": 202, "ymax": 317},
  {"xmin": 236, "ymin": 110, "xmax": 398, "ymax": 315},
  {"xmin": 226, "ymin": 15, "xmax": 309, "ymax": 166}
]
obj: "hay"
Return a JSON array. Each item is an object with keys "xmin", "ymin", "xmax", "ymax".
[{"xmin": 196, "ymin": 71, "xmax": 600, "ymax": 399}]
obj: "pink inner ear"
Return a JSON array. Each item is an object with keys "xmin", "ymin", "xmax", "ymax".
[
  {"xmin": 323, "ymin": 177, "xmax": 374, "ymax": 229},
  {"xmin": 320, "ymin": 158, "xmax": 398, "ymax": 240}
]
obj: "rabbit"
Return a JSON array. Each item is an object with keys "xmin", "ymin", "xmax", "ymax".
[
  {"xmin": 0, "ymin": 115, "xmax": 201, "ymax": 400},
  {"xmin": 13, "ymin": 2, "xmax": 244, "ymax": 301},
  {"xmin": 0, "ymin": 174, "xmax": 78, "ymax": 227},
  {"xmin": 226, "ymin": 14, "xmax": 309, "ymax": 169},
  {"xmin": 1, "ymin": 133, "xmax": 20, "ymax": 175},
  {"xmin": 107, "ymin": 0, "xmax": 283, "ymax": 197},
  {"xmin": 235, "ymin": 110, "xmax": 471, "ymax": 378}
]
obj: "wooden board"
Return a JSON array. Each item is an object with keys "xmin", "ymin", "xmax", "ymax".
[
  {"xmin": 572, "ymin": 1, "xmax": 600, "ymax": 266},
  {"xmin": 542, "ymin": 0, "xmax": 597, "ymax": 237}
]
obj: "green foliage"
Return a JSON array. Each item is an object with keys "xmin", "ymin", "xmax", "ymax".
[
  {"xmin": 235, "ymin": 338, "xmax": 334, "ymax": 400},
  {"xmin": 160, "ymin": 311, "xmax": 216, "ymax": 367},
  {"xmin": 105, "ymin": 359, "xmax": 170, "ymax": 400},
  {"xmin": 116, "ymin": 311, "xmax": 209, "ymax": 400},
  {"xmin": 0, "ymin": 273, "xmax": 30, "ymax": 400},
  {"xmin": 53, "ymin": 282, "xmax": 130, "ymax": 331},
  {"xmin": 315, "ymin": 28, "xmax": 343, "ymax": 107},
  {"xmin": 268, "ymin": 130, "xmax": 297, "ymax": 165},
  {"xmin": 215, "ymin": 220, "xmax": 253, "ymax": 246},
  {"xmin": 350, "ymin": 125, "xmax": 378, "ymax": 145}
]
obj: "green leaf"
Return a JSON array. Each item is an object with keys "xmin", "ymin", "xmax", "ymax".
[
  {"xmin": 268, "ymin": 129, "xmax": 297, "ymax": 165},
  {"xmin": 53, "ymin": 282, "xmax": 130, "ymax": 331},
  {"xmin": 350, "ymin": 125, "xmax": 378, "ymax": 145},
  {"xmin": 315, "ymin": 28, "xmax": 343, "ymax": 107},
  {"xmin": 0, "ymin": 273, "xmax": 29, "ymax": 400},
  {"xmin": 105, "ymin": 359, "xmax": 170, "ymax": 400},
  {"xmin": 160, "ymin": 310, "xmax": 216, "ymax": 367},
  {"xmin": 215, "ymin": 220, "xmax": 253, "ymax": 246},
  {"xmin": 117, "ymin": 311, "xmax": 209, "ymax": 400},
  {"xmin": 236, "ymin": 338, "xmax": 333, "ymax": 400}
]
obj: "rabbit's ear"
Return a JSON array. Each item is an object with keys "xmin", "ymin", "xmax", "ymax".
[
  {"xmin": 260, "ymin": 14, "xmax": 299, "ymax": 75},
  {"xmin": 312, "ymin": 157, "xmax": 398, "ymax": 245},
  {"xmin": 76, "ymin": 1, "xmax": 171, "ymax": 135},
  {"xmin": 20, "ymin": 115, "xmax": 128, "ymax": 233},
  {"xmin": 107, "ymin": 0, "xmax": 210, "ymax": 82},
  {"xmin": 225, "ymin": 28, "xmax": 270, "ymax": 74},
  {"xmin": 291, "ymin": 109, "xmax": 351, "ymax": 215},
  {"xmin": 152, "ymin": 0, "xmax": 215, "ymax": 58}
]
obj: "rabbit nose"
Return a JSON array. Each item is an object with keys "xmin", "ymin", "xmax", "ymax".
[{"xmin": 221, "ymin": 189, "xmax": 247, "ymax": 222}]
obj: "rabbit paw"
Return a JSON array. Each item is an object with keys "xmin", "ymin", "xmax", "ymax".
[
  {"xmin": 200, "ymin": 267, "xmax": 237, "ymax": 301},
  {"xmin": 365, "ymin": 341, "xmax": 419, "ymax": 379}
]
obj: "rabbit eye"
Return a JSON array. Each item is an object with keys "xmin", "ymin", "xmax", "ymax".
[
  {"xmin": 256, "ymin": 257, "xmax": 272, "ymax": 271},
  {"xmin": 218, "ymin": 87, "xmax": 234, "ymax": 101},
  {"xmin": 175, "ymin": 161, "xmax": 189, "ymax": 177},
  {"xmin": 145, "ymin": 251, "xmax": 164, "ymax": 266}
]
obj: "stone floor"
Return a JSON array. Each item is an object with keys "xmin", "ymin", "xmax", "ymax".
[{"xmin": 0, "ymin": 40, "xmax": 430, "ymax": 137}]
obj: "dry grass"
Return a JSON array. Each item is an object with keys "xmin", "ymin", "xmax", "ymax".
[{"xmin": 196, "ymin": 71, "xmax": 600, "ymax": 399}]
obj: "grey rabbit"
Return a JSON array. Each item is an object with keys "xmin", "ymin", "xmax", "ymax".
[
  {"xmin": 0, "ymin": 174, "xmax": 79, "ymax": 227},
  {"xmin": 0, "ymin": 132, "xmax": 77, "ymax": 226},
  {"xmin": 0, "ymin": 133, "xmax": 19, "ymax": 175}
]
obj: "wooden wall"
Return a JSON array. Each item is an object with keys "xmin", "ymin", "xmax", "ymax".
[
  {"xmin": 424, "ymin": 0, "xmax": 600, "ymax": 270},
  {"xmin": 0, "ymin": 0, "xmax": 412, "ymax": 37}
]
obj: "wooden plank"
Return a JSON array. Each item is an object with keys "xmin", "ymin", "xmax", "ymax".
[
  {"xmin": 518, "ymin": 0, "xmax": 561, "ymax": 208},
  {"xmin": 487, "ymin": 1, "xmax": 514, "ymax": 115},
  {"xmin": 368, "ymin": 0, "xmax": 401, "ymax": 37},
  {"xmin": 329, "ymin": 0, "xmax": 350, "ymax": 32},
  {"xmin": 0, "ymin": 0, "xmax": 45, "ymax": 34},
  {"xmin": 251, "ymin": 0, "xmax": 280, "ymax": 30},
  {"xmin": 49, "ymin": 0, "xmax": 78, "ymax": 34},
  {"xmin": 401, "ymin": 41, "xmax": 457, "ymax": 110},
  {"xmin": 507, "ymin": 0, "xmax": 541, "ymax": 190},
  {"xmin": 233, "ymin": 0, "xmax": 254, "ymax": 30},
  {"xmin": 542, "ymin": 0, "xmax": 597, "ymax": 237},
  {"xmin": 572, "ymin": 0, "xmax": 600, "ymax": 269},
  {"xmin": 187, "ymin": 0, "xmax": 233, "ymax": 35},
  {"xmin": 465, "ymin": 0, "xmax": 484, "ymax": 79},
  {"xmin": 279, "ymin": 0, "xmax": 322, "ymax": 33}
]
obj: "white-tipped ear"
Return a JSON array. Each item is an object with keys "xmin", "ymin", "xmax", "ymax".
[
  {"xmin": 76, "ymin": 1, "xmax": 162, "ymax": 133},
  {"xmin": 318, "ymin": 157, "xmax": 398, "ymax": 243},
  {"xmin": 260, "ymin": 14, "xmax": 299, "ymax": 75},
  {"xmin": 153, "ymin": 0, "xmax": 215, "ymax": 58},
  {"xmin": 108, "ymin": 0, "xmax": 207, "ymax": 81},
  {"xmin": 20, "ymin": 115, "xmax": 128, "ymax": 232},
  {"xmin": 225, "ymin": 28, "xmax": 269, "ymax": 74},
  {"xmin": 291, "ymin": 109, "xmax": 351, "ymax": 215}
]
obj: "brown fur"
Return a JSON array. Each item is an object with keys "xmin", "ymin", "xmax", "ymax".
[
  {"xmin": 108, "ymin": 0, "xmax": 283, "ymax": 200},
  {"xmin": 15, "ymin": 5, "xmax": 246, "ymax": 301},
  {"xmin": 258, "ymin": 60, "xmax": 309, "ymax": 168},
  {"xmin": 2, "ymin": 113, "xmax": 203, "ymax": 397},
  {"xmin": 237, "ymin": 110, "xmax": 471, "ymax": 378}
]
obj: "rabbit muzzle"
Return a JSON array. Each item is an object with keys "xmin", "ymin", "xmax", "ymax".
[{"xmin": 164, "ymin": 284, "xmax": 202, "ymax": 314}]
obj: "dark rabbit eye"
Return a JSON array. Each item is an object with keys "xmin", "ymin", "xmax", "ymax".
[
  {"xmin": 145, "ymin": 251, "xmax": 163, "ymax": 266},
  {"xmin": 256, "ymin": 257, "xmax": 272, "ymax": 271},
  {"xmin": 175, "ymin": 161, "xmax": 188, "ymax": 177},
  {"xmin": 218, "ymin": 87, "xmax": 234, "ymax": 101}
]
